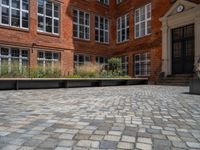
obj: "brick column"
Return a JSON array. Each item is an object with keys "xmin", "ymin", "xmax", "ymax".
[
  {"xmin": 91, "ymin": 55, "xmax": 96, "ymax": 64},
  {"xmin": 61, "ymin": 50, "xmax": 74, "ymax": 76},
  {"xmin": 29, "ymin": 47, "xmax": 37, "ymax": 70},
  {"xmin": 128, "ymin": 54, "xmax": 133, "ymax": 77}
]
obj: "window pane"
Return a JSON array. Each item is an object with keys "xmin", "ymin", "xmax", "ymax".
[
  {"xmin": 22, "ymin": 0, "xmax": 29, "ymax": 10},
  {"xmin": 46, "ymin": 17, "xmax": 52, "ymax": 32},
  {"xmin": 12, "ymin": 0, "xmax": 20, "ymax": 9},
  {"xmin": 2, "ymin": 0, "xmax": 9, "ymax": 5},
  {"xmin": 11, "ymin": 9, "xmax": 20, "ymax": 27},
  {"xmin": 38, "ymin": 15, "xmax": 44, "ymax": 30},
  {"xmin": 46, "ymin": 1, "xmax": 52, "ymax": 17},
  {"xmin": 1, "ymin": 7, "xmax": 9, "ymax": 25},
  {"xmin": 1, "ymin": 48, "xmax": 9, "ymax": 55},
  {"xmin": 22, "ymin": 12, "xmax": 29, "ymax": 28},
  {"xmin": 11, "ymin": 48, "xmax": 20, "ymax": 57},
  {"xmin": 38, "ymin": 0, "xmax": 44, "ymax": 14}
]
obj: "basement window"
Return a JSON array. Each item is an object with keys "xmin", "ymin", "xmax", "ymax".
[
  {"xmin": 134, "ymin": 52, "xmax": 151, "ymax": 76},
  {"xmin": 0, "ymin": 46, "xmax": 29, "ymax": 74}
]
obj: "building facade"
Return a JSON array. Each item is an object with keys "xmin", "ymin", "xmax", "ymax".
[{"xmin": 0, "ymin": 0, "xmax": 199, "ymax": 82}]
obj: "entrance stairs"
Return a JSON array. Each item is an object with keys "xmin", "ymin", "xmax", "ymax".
[{"xmin": 157, "ymin": 74, "xmax": 194, "ymax": 86}]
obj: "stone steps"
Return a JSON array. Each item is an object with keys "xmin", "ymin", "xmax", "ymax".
[{"xmin": 157, "ymin": 74, "xmax": 194, "ymax": 86}]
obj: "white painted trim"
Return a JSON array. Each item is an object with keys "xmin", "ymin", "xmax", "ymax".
[{"xmin": 160, "ymin": 1, "xmax": 200, "ymax": 76}]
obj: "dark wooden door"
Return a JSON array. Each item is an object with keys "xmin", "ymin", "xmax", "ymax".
[{"xmin": 172, "ymin": 24, "xmax": 194, "ymax": 74}]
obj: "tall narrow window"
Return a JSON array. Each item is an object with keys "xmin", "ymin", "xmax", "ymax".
[
  {"xmin": 117, "ymin": 14, "xmax": 129, "ymax": 43},
  {"xmin": 73, "ymin": 9, "xmax": 90, "ymax": 40},
  {"xmin": 95, "ymin": 16, "xmax": 109, "ymax": 43},
  {"xmin": 120, "ymin": 56, "xmax": 128, "ymax": 75},
  {"xmin": 0, "ymin": 0, "xmax": 29, "ymax": 29},
  {"xmin": 135, "ymin": 3, "xmax": 151, "ymax": 38},
  {"xmin": 134, "ymin": 52, "xmax": 151, "ymax": 76},
  {"xmin": 37, "ymin": 0, "xmax": 60, "ymax": 34}
]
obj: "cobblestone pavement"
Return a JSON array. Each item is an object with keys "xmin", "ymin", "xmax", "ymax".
[{"xmin": 0, "ymin": 85, "xmax": 200, "ymax": 150}]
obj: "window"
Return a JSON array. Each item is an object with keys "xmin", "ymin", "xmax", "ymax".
[
  {"xmin": 0, "ymin": 0, "xmax": 29, "ymax": 29},
  {"xmin": 116, "ymin": 0, "xmax": 123, "ymax": 4},
  {"xmin": 37, "ymin": 0, "xmax": 60, "ymax": 34},
  {"xmin": 96, "ymin": 56, "xmax": 108, "ymax": 69},
  {"xmin": 74, "ymin": 54, "xmax": 91, "ymax": 68},
  {"xmin": 0, "ymin": 46, "xmax": 28, "ymax": 74},
  {"xmin": 95, "ymin": 16, "xmax": 109, "ymax": 43},
  {"xmin": 135, "ymin": 3, "xmax": 151, "ymax": 38},
  {"xmin": 134, "ymin": 52, "xmax": 150, "ymax": 76},
  {"xmin": 37, "ymin": 51, "xmax": 60, "ymax": 71},
  {"xmin": 73, "ymin": 9, "xmax": 90, "ymax": 40},
  {"xmin": 117, "ymin": 14, "xmax": 129, "ymax": 43},
  {"xmin": 97, "ymin": 0, "xmax": 109, "ymax": 5},
  {"xmin": 120, "ymin": 56, "xmax": 128, "ymax": 75}
]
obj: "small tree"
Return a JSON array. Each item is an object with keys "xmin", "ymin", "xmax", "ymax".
[
  {"xmin": 108, "ymin": 57, "xmax": 121, "ymax": 72},
  {"xmin": 195, "ymin": 58, "xmax": 200, "ymax": 80}
]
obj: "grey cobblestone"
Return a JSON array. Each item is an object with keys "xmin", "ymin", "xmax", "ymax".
[{"xmin": 0, "ymin": 85, "xmax": 199, "ymax": 150}]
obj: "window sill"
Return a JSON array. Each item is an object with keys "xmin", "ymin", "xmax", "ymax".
[
  {"xmin": 0, "ymin": 25, "xmax": 29, "ymax": 33},
  {"xmin": 95, "ymin": 41, "xmax": 110, "ymax": 45},
  {"xmin": 135, "ymin": 34, "xmax": 152, "ymax": 40},
  {"xmin": 37, "ymin": 31, "xmax": 60, "ymax": 38},
  {"xmin": 73, "ymin": 37, "xmax": 91, "ymax": 42},
  {"xmin": 116, "ymin": 40, "xmax": 129, "ymax": 45}
]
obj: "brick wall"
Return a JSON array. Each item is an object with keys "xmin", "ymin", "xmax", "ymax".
[{"xmin": 0, "ymin": 0, "xmax": 185, "ymax": 81}]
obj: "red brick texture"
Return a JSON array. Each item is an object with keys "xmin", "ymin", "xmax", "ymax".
[{"xmin": 0, "ymin": 0, "xmax": 197, "ymax": 81}]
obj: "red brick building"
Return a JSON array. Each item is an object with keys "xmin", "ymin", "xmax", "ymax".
[{"xmin": 0, "ymin": 0, "xmax": 199, "ymax": 82}]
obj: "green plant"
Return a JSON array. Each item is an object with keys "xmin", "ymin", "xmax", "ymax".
[
  {"xmin": 195, "ymin": 58, "xmax": 200, "ymax": 80},
  {"xmin": 74, "ymin": 63, "xmax": 102, "ymax": 78},
  {"xmin": 108, "ymin": 57, "xmax": 121, "ymax": 72}
]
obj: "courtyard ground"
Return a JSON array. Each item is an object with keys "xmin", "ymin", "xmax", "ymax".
[{"xmin": 0, "ymin": 85, "xmax": 200, "ymax": 150}]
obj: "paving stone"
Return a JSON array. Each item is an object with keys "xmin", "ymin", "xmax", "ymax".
[
  {"xmin": 58, "ymin": 140, "xmax": 75, "ymax": 147},
  {"xmin": 121, "ymin": 135, "xmax": 136, "ymax": 143},
  {"xmin": 153, "ymin": 139, "xmax": 171, "ymax": 150},
  {"xmin": 136, "ymin": 143, "xmax": 152, "ymax": 150},
  {"xmin": 1, "ymin": 145, "xmax": 20, "ymax": 150},
  {"xmin": 104, "ymin": 135, "xmax": 120, "ymax": 141},
  {"xmin": 186, "ymin": 142, "xmax": 200, "ymax": 149},
  {"xmin": 117, "ymin": 142, "xmax": 134, "ymax": 149},
  {"xmin": 100, "ymin": 140, "xmax": 117, "ymax": 149},
  {"xmin": 0, "ymin": 86, "xmax": 199, "ymax": 150},
  {"xmin": 138, "ymin": 137, "xmax": 152, "ymax": 144}
]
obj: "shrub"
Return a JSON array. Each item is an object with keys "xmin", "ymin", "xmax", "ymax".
[
  {"xmin": 74, "ymin": 63, "xmax": 102, "ymax": 78},
  {"xmin": 195, "ymin": 58, "xmax": 200, "ymax": 80},
  {"xmin": 108, "ymin": 57, "xmax": 121, "ymax": 72}
]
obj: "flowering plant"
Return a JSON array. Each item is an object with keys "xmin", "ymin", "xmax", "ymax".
[{"xmin": 195, "ymin": 58, "xmax": 200, "ymax": 80}]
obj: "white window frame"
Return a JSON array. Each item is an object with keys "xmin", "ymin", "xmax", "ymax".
[
  {"xmin": 37, "ymin": 51, "xmax": 60, "ymax": 71},
  {"xmin": 120, "ymin": 56, "xmax": 128, "ymax": 75},
  {"xmin": 134, "ymin": 52, "xmax": 150, "ymax": 76},
  {"xmin": 74, "ymin": 54, "xmax": 91, "ymax": 68},
  {"xmin": 0, "ymin": 46, "xmax": 29, "ymax": 74},
  {"xmin": 96, "ymin": 56, "xmax": 108, "ymax": 69},
  {"xmin": 135, "ymin": 3, "xmax": 151, "ymax": 38},
  {"xmin": 73, "ymin": 9, "xmax": 90, "ymax": 40},
  {"xmin": 37, "ymin": 0, "xmax": 60, "ymax": 35},
  {"xmin": 117, "ymin": 14, "xmax": 129, "ymax": 43},
  {"xmin": 95, "ymin": 15, "xmax": 109, "ymax": 44},
  {"xmin": 116, "ymin": 0, "xmax": 122, "ymax": 4},
  {"xmin": 0, "ymin": 0, "xmax": 29, "ymax": 29},
  {"xmin": 97, "ymin": 0, "xmax": 109, "ymax": 5}
]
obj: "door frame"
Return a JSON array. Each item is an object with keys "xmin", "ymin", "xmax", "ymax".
[
  {"xmin": 160, "ymin": 0, "xmax": 200, "ymax": 77},
  {"xmin": 171, "ymin": 24, "xmax": 195, "ymax": 74}
]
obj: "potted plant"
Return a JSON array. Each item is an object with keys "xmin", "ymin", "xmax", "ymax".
[{"xmin": 190, "ymin": 58, "xmax": 200, "ymax": 95}]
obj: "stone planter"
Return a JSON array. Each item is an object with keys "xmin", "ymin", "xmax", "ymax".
[{"xmin": 190, "ymin": 80, "xmax": 200, "ymax": 95}]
